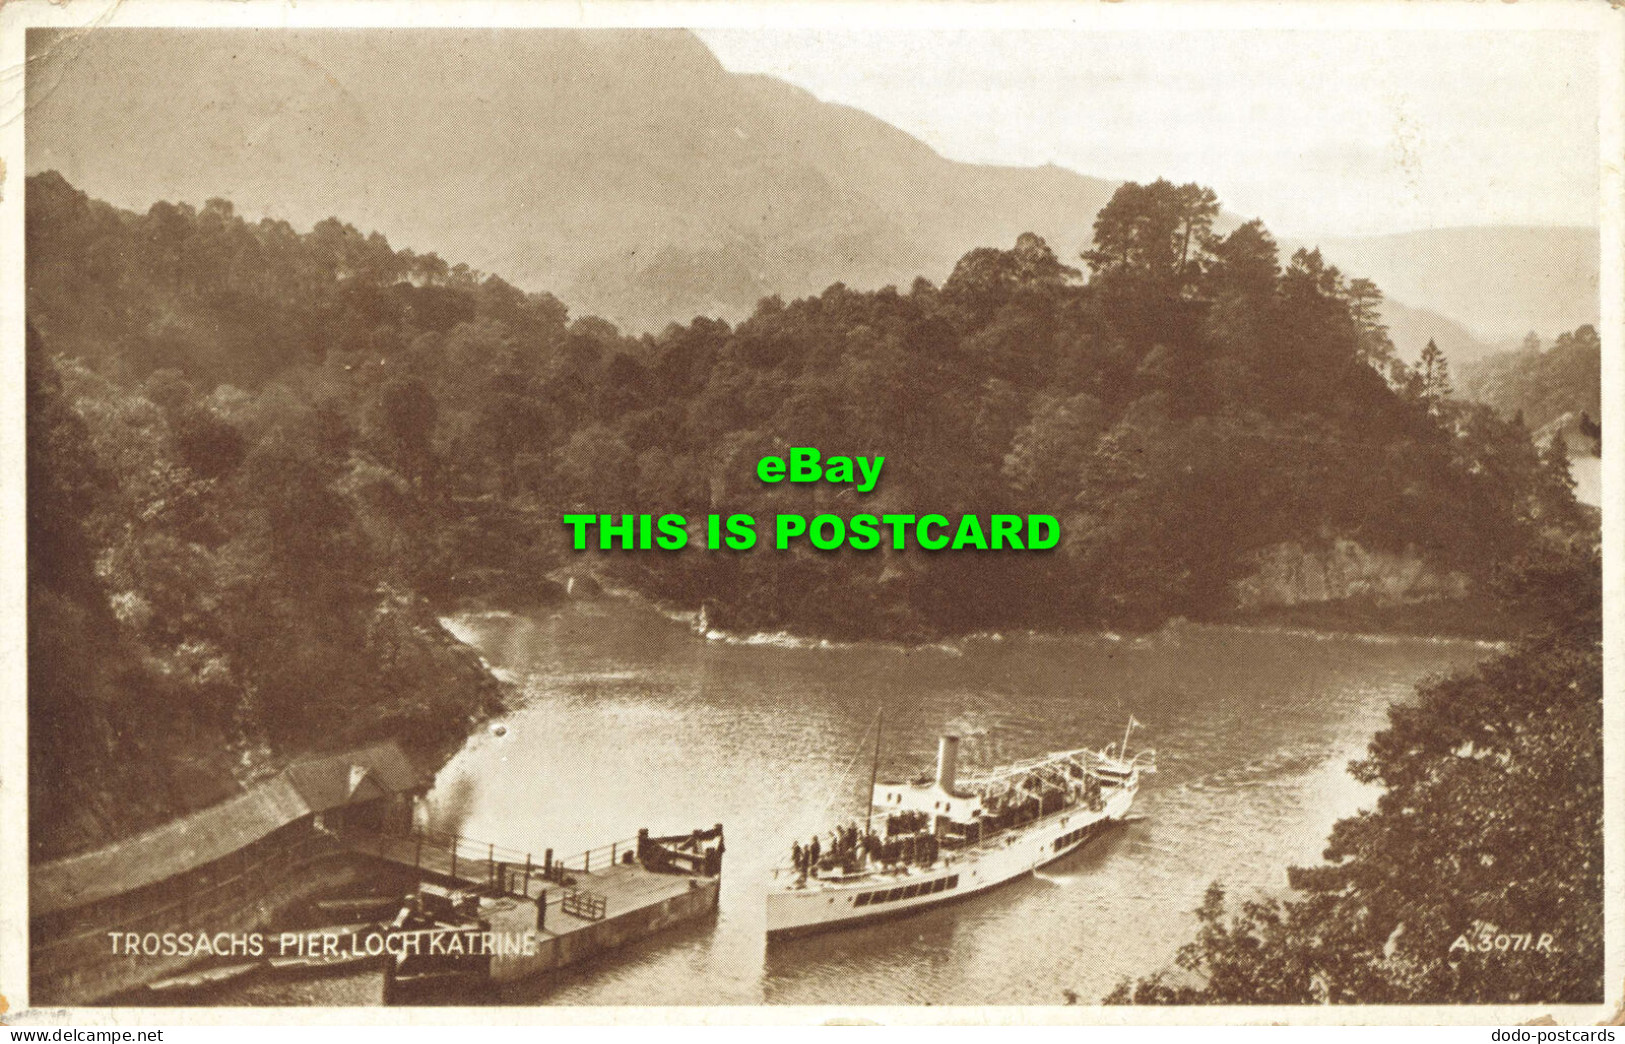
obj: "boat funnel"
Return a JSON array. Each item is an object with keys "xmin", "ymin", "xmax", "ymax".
[{"xmin": 935, "ymin": 734, "xmax": 961, "ymax": 794}]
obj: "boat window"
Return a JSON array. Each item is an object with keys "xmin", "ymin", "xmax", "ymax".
[
  {"xmin": 907, "ymin": 883, "xmax": 925, "ymax": 899},
  {"xmin": 854, "ymin": 892, "xmax": 872, "ymax": 907},
  {"xmin": 946, "ymin": 875, "xmax": 959, "ymax": 889},
  {"xmin": 931, "ymin": 878, "xmax": 947, "ymax": 893}
]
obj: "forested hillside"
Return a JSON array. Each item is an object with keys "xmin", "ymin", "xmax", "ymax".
[
  {"xmin": 1106, "ymin": 538, "xmax": 1602, "ymax": 1005},
  {"xmin": 1370, "ymin": 296, "xmax": 1496, "ymax": 368},
  {"xmin": 1460, "ymin": 325, "xmax": 1602, "ymax": 447},
  {"xmin": 28, "ymin": 30, "xmax": 1594, "ymax": 343},
  {"xmin": 26, "ymin": 29, "xmax": 1118, "ymax": 334},
  {"xmin": 26, "ymin": 171, "xmax": 1590, "ymax": 857}
]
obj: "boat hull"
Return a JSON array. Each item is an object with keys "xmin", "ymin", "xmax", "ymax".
[{"xmin": 766, "ymin": 782, "xmax": 1135, "ymax": 942}]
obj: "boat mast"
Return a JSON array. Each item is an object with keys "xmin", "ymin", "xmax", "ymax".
[
  {"xmin": 864, "ymin": 706, "xmax": 882, "ymax": 837},
  {"xmin": 1121, "ymin": 715, "xmax": 1135, "ymax": 762}
]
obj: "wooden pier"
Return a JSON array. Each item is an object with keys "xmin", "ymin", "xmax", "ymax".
[
  {"xmin": 345, "ymin": 827, "xmax": 639, "ymax": 900},
  {"xmin": 341, "ymin": 826, "xmax": 723, "ymax": 988},
  {"xmin": 29, "ymin": 738, "xmax": 722, "ymax": 1005}
]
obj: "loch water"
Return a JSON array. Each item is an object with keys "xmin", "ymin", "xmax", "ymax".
[{"xmin": 429, "ymin": 598, "xmax": 1492, "ymax": 1006}]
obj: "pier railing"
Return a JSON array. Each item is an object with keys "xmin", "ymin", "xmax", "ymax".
[
  {"xmin": 560, "ymin": 888, "xmax": 608, "ymax": 921},
  {"xmin": 34, "ymin": 822, "xmax": 716, "ymax": 1001},
  {"xmin": 355, "ymin": 827, "xmax": 646, "ymax": 901},
  {"xmin": 552, "ymin": 836, "xmax": 642, "ymax": 875}
]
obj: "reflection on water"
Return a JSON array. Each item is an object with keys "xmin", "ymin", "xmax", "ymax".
[{"xmin": 433, "ymin": 600, "xmax": 1490, "ymax": 1005}]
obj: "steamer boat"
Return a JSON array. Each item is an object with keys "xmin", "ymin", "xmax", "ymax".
[{"xmin": 766, "ymin": 719, "xmax": 1154, "ymax": 941}]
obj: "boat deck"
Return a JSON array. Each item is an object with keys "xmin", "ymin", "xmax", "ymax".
[
  {"xmin": 342, "ymin": 830, "xmax": 702, "ymax": 921},
  {"xmin": 342, "ymin": 830, "xmax": 720, "ymax": 986}
]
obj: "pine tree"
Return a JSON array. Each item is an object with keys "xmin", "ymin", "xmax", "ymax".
[
  {"xmin": 1539, "ymin": 428, "xmax": 1578, "ymax": 518},
  {"xmin": 1418, "ymin": 338, "xmax": 1453, "ymax": 413}
]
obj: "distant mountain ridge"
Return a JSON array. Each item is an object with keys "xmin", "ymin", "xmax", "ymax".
[
  {"xmin": 1372, "ymin": 297, "xmax": 1498, "ymax": 367},
  {"xmin": 28, "ymin": 28, "xmax": 1120, "ymax": 332},
  {"xmin": 27, "ymin": 28, "xmax": 1598, "ymax": 340},
  {"xmin": 1305, "ymin": 227, "xmax": 1599, "ymax": 350}
]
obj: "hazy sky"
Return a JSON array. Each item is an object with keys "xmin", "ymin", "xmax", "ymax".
[{"xmin": 698, "ymin": 28, "xmax": 1599, "ymax": 239}]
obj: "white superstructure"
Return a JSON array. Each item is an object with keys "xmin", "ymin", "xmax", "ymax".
[{"xmin": 766, "ymin": 725, "xmax": 1155, "ymax": 941}]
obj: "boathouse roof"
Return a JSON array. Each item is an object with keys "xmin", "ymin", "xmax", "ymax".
[
  {"xmin": 280, "ymin": 740, "xmax": 424, "ymax": 812},
  {"xmin": 30, "ymin": 775, "xmax": 313, "ymax": 919},
  {"xmin": 30, "ymin": 741, "xmax": 424, "ymax": 919}
]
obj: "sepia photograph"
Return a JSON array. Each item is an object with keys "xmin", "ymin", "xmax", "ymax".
[{"xmin": 2, "ymin": 0, "xmax": 1618, "ymax": 1023}]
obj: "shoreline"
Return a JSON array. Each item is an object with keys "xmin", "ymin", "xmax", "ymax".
[
  {"xmin": 29, "ymin": 591, "xmax": 512, "ymax": 869},
  {"xmin": 1197, "ymin": 594, "xmax": 1522, "ymax": 645},
  {"xmin": 454, "ymin": 577, "xmax": 1512, "ymax": 655},
  {"xmin": 35, "ymin": 582, "xmax": 1502, "ymax": 868}
]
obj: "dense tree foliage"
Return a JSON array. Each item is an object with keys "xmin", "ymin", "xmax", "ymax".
[
  {"xmin": 24, "ymin": 172, "xmax": 528, "ymax": 856},
  {"xmin": 1105, "ymin": 538, "xmax": 1602, "ymax": 1004},
  {"xmin": 1460, "ymin": 325, "xmax": 1602, "ymax": 446},
  {"xmin": 26, "ymin": 172, "xmax": 1593, "ymax": 861}
]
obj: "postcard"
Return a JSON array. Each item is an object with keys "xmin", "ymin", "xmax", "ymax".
[{"xmin": 1, "ymin": 0, "xmax": 1618, "ymax": 1026}]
